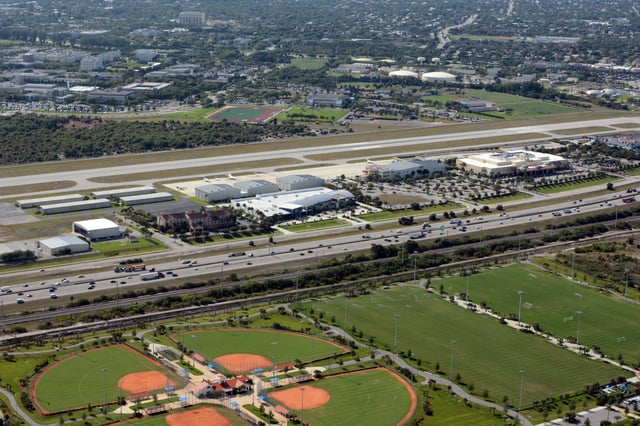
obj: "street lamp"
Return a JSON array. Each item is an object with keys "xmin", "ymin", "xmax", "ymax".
[
  {"xmin": 624, "ymin": 267, "xmax": 630, "ymax": 300},
  {"xmin": 393, "ymin": 395, "xmax": 399, "ymax": 426},
  {"xmin": 576, "ymin": 311, "xmax": 582, "ymax": 346},
  {"xmin": 571, "ymin": 249, "xmax": 576, "ymax": 280},
  {"xmin": 103, "ymin": 368, "xmax": 108, "ymax": 412},
  {"xmin": 449, "ymin": 340, "xmax": 456, "ymax": 380},
  {"xmin": 412, "ymin": 251, "xmax": 418, "ymax": 281},
  {"xmin": 300, "ymin": 387, "xmax": 305, "ymax": 425},
  {"xmin": 517, "ymin": 290, "xmax": 524, "ymax": 325},
  {"xmin": 518, "ymin": 370, "xmax": 526, "ymax": 414},
  {"xmin": 272, "ymin": 341, "xmax": 278, "ymax": 376},
  {"xmin": 465, "ymin": 270, "xmax": 471, "ymax": 302},
  {"xmin": 394, "ymin": 313, "xmax": 400, "ymax": 360}
]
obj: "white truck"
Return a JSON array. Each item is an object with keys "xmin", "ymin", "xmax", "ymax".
[{"xmin": 140, "ymin": 271, "xmax": 164, "ymax": 281}]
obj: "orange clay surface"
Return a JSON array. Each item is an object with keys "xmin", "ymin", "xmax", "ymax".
[
  {"xmin": 166, "ymin": 406, "xmax": 230, "ymax": 426},
  {"xmin": 270, "ymin": 385, "xmax": 330, "ymax": 409},
  {"xmin": 214, "ymin": 353, "xmax": 272, "ymax": 374},
  {"xmin": 117, "ymin": 371, "xmax": 176, "ymax": 394}
]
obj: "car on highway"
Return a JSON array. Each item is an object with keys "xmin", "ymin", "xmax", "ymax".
[
  {"xmin": 16, "ymin": 298, "xmax": 24, "ymax": 304},
  {"xmin": 50, "ymin": 294, "xmax": 58, "ymax": 299},
  {"xmin": 49, "ymin": 287, "xmax": 56, "ymax": 292}
]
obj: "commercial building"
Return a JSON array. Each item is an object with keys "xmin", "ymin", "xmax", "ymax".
[
  {"xmin": 276, "ymin": 174, "xmax": 325, "ymax": 191},
  {"xmin": 157, "ymin": 208, "xmax": 236, "ymax": 233},
  {"xmin": 456, "ymin": 150, "xmax": 569, "ymax": 177},
  {"xmin": 121, "ymin": 81, "xmax": 173, "ymax": 95},
  {"xmin": 234, "ymin": 179, "xmax": 279, "ymax": 197},
  {"xmin": 39, "ymin": 198, "xmax": 112, "ymax": 215},
  {"xmin": 306, "ymin": 94, "xmax": 350, "ymax": 108},
  {"xmin": 364, "ymin": 159, "xmax": 448, "ymax": 181},
  {"xmin": 234, "ymin": 187, "xmax": 354, "ymax": 219},
  {"xmin": 388, "ymin": 70, "xmax": 419, "ymax": 79},
  {"xmin": 72, "ymin": 218, "xmax": 121, "ymax": 241},
  {"xmin": 195, "ymin": 184, "xmax": 242, "ymax": 203},
  {"xmin": 178, "ymin": 11, "xmax": 206, "ymax": 26},
  {"xmin": 120, "ymin": 192, "xmax": 174, "ymax": 206},
  {"xmin": 421, "ymin": 71, "xmax": 456, "ymax": 83},
  {"xmin": 91, "ymin": 186, "xmax": 156, "ymax": 199},
  {"xmin": 16, "ymin": 194, "xmax": 85, "ymax": 209},
  {"xmin": 37, "ymin": 235, "xmax": 90, "ymax": 256},
  {"xmin": 86, "ymin": 89, "xmax": 134, "ymax": 105}
]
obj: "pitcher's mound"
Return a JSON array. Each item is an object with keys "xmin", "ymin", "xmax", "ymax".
[
  {"xmin": 271, "ymin": 385, "xmax": 330, "ymax": 409},
  {"xmin": 118, "ymin": 371, "xmax": 176, "ymax": 394}
]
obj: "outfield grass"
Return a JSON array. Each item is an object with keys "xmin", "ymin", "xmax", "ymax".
[
  {"xmin": 267, "ymin": 369, "xmax": 413, "ymax": 425},
  {"xmin": 441, "ymin": 263, "xmax": 640, "ymax": 363},
  {"xmin": 33, "ymin": 345, "xmax": 182, "ymax": 413},
  {"xmin": 282, "ymin": 218, "xmax": 350, "ymax": 232},
  {"xmin": 175, "ymin": 329, "xmax": 348, "ymax": 372},
  {"xmin": 535, "ymin": 176, "xmax": 621, "ymax": 194},
  {"xmin": 299, "ymin": 284, "xmax": 623, "ymax": 407}
]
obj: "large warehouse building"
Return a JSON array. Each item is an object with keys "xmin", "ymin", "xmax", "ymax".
[
  {"xmin": 39, "ymin": 198, "xmax": 111, "ymax": 215},
  {"xmin": 72, "ymin": 218, "xmax": 121, "ymax": 241},
  {"xmin": 120, "ymin": 192, "xmax": 174, "ymax": 206},
  {"xmin": 234, "ymin": 179, "xmax": 279, "ymax": 197},
  {"xmin": 276, "ymin": 174, "xmax": 325, "ymax": 191},
  {"xmin": 364, "ymin": 159, "xmax": 448, "ymax": 181},
  {"xmin": 37, "ymin": 235, "xmax": 90, "ymax": 256},
  {"xmin": 195, "ymin": 184, "xmax": 242, "ymax": 203},
  {"xmin": 91, "ymin": 186, "xmax": 156, "ymax": 199},
  {"xmin": 16, "ymin": 194, "xmax": 85, "ymax": 209},
  {"xmin": 456, "ymin": 150, "xmax": 569, "ymax": 177}
]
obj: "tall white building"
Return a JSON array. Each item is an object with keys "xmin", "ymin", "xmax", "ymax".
[{"xmin": 179, "ymin": 11, "xmax": 205, "ymax": 26}]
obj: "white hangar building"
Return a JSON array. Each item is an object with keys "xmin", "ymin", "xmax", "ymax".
[
  {"xmin": 91, "ymin": 186, "xmax": 156, "ymax": 199},
  {"xmin": 37, "ymin": 235, "xmax": 90, "ymax": 256},
  {"xmin": 234, "ymin": 179, "xmax": 279, "ymax": 197},
  {"xmin": 16, "ymin": 194, "xmax": 85, "ymax": 209},
  {"xmin": 276, "ymin": 174, "xmax": 325, "ymax": 191},
  {"xmin": 195, "ymin": 184, "xmax": 242, "ymax": 203},
  {"xmin": 72, "ymin": 218, "xmax": 121, "ymax": 241},
  {"xmin": 120, "ymin": 192, "xmax": 174, "ymax": 206},
  {"xmin": 39, "ymin": 198, "xmax": 111, "ymax": 215}
]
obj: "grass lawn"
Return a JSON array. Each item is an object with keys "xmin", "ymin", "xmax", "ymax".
[
  {"xmin": 290, "ymin": 58, "xmax": 328, "ymax": 70},
  {"xmin": 425, "ymin": 382, "xmax": 507, "ymax": 425},
  {"xmin": 277, "ymin": 107, "xmax": 348, "ymax": 123},
  {"xmin": 299, "ymin": 284, "xmax": 623, "ymax": 407},
  {"xmin": 357, "ymin": 203, "xmax": 464, "ymax": 222},
  {"xmin": 266, "ymin": 368, "xmax": 413, "ymax": 425},
  {"xmin": 175, "ymin": 329, "xmax": 348, "ymax": 373},
  {"xmin": 282, "ymin": 218, "xmax": 350, "ymax": 232},
  {"xmin": 535, "ymin": 176, "xmax": 621, "ymax": 194},
  {"xmin": 475, "ymin": 192, "xmax": 532, "ymax": 204},
  {"xmin": 33, "ymin": 345, "xmax": 182, "ymax": 413},
  {"xmin": 441, "ymin": 263, "xmax": 640, "ymax": 363},
  {"xmin": 92, "ymin": 238, "xmax": 166, "ymax": 256}
]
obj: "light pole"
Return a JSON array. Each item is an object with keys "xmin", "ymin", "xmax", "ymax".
[
  {"xmin": 272, "ymin": 341, "xmax": 278, "ymax": 376},
  {"xmin": 576, "ymin": 311, "xmax": 582, "ymax": 346},
  {"xmin": 465, "ymin": 270, "xmax": 470, "ymax": 302},
  {"xmin": 624, "ymin": 267, "xmax": 630, "ymax": 300},
  {"xmin": 103, "ymin": 368, "xmax": 108, "ymax": 412},
  {"xmin": 571, "ymin": 249, "xmax": 575, "ymax": 280},
  {"xmin": 394, "ymin": 313, "xmax": 400, "ymax": 360},
  {"xmin": 517, "ymin": 290, "xmax": 524, "ymax": 325},
  {"xmin": 413, "ymin": 252, "xmax": 417, "ymax": 281},
  {"xmin": 518, "ymin": 370, "xmax": 526, "ymax": 414},
  {"xmin": 449, "ymin": 340, "xmax": 456, "ymax": 380},
  {"xmin": 344, "ymin": 293, "xmax": 348, "ymax": 331},
  {"xmin": 300, "ymin": 386, "xmax": 305, "ymax": 425},
  {"xmin": 393, "ymin": 395, "xmax": 399, "ymax": 426}
]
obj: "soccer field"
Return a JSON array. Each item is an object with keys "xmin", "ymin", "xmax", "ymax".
[
  {"xmin": 300, "ymin": 281, "xmax": 623, "ymax": 407},
  {"xmin": 441, "ymin": 263, "xmax": 640, "ymax": 362},
  {"xmin": 32, "ymin": 345, "xmax": 181, "ymax": 413}
]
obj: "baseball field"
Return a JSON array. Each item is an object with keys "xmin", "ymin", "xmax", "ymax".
[
  {"xmin": 266, "ymin": 367, "xmax": 416, "ymax": 425},
  {"xmin": 32, "ymin": 345, "xmax": 182, "ymax": 414},
  {"xmin": 299, "ymin": 268, "xmax": 625, "ymax": 407},
  {"xmin": 174, "ymin": 328, "xmax": 349, "ymax": 375},
  {"xmin": 117, "ymin": 405, "xmax": 249, "ymax": 426}
]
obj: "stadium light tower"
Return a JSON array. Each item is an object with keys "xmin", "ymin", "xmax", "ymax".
[
  {"xmin": 394, "ymin": 313, "xmax": 400, "ymax": 360},
  {"xmin": 517, "ymin": 290, "xmax": 524, "ymax": 325},
  {"xmin": 576, "ymin": 311, "xmax": 582, "ymax": 346}
]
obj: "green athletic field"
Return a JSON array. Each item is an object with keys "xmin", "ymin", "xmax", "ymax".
[
  {"xmin": 441, "ymin": 263, "xmax": 640, "ymax": 362},
  {"xmin": 33, "ymin": 345, "xmax": 181, "ymax": 413},
  {"xmin": 176, "ymin": 329, "xmax": 348, "ymax": 372},
  {"xmin": 266, "ymin": 368, "xmax": 413, "ymax": 425},
  {"xmin": 208, "ymin": 106, "xmax": 280, "ymax": 123},
  {"xmin": 299, "ymin": 282, "xmax": 623, "ymax": 407}
]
